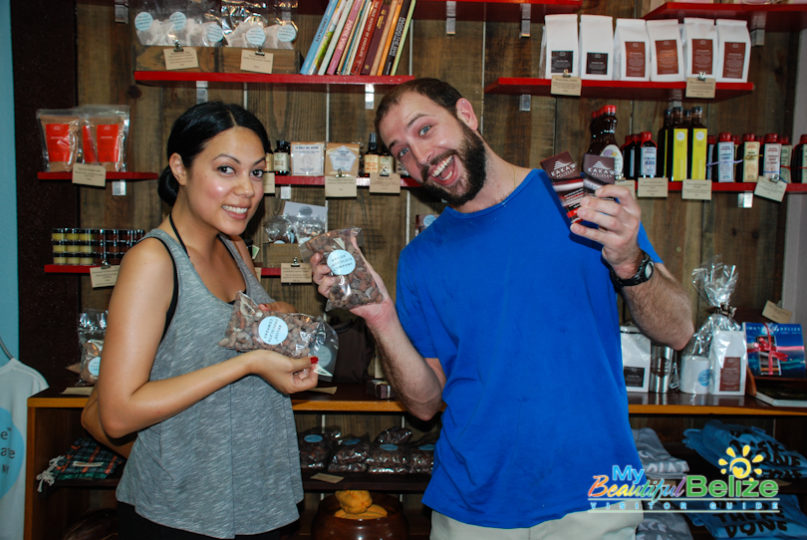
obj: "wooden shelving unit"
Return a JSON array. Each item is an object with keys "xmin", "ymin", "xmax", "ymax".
[
  {"xmin": 133, "ymin": 71, "xmax": 414, "ymax": 86},
  {"xmin": 37, "ymin": 172, "xmax": 157, "ymax": 181}
]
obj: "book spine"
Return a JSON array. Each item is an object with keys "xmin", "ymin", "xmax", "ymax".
[
  {"xmin": 327, "ymin": 0, "xmax": 364, "ymax": 75},
  {"xmin": 371, "ymin": 0, "xmax": 400, "ymax": 76},
  {"xmin": 382, "ymin": 0, "xmax": 411, "ymax": 75},
  {"xmin": 360, "ymin": 0, "xmax": 391, "ymax": 76},
  {"xmin": 318, "ymin": 0, "xmax": 354, "ymax": 75},
  {"xmin": 309, "ymin": 0, "xmax": 347, "ymax": 74},
  {"xmin": 339, "ymin": 0, "xmax": 370, "ymax": 75},
  {"xmin": 350, "ymin": 0, "xmax": 382, "ymax": 75},
  {"xmin": 390, "ymin": 0, "xmax": 416, "ymax": 75},
  {"xmin": 300, "ymin": 0, "xmax": 340, "ymax": 74}
]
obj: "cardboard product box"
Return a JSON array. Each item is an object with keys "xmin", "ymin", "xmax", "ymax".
[
  {"xmin": 221, "ymin": 47, "xmax": 302, "ymax": 74},
  {"xmin": 744, "ymin": 322, "xmax": 806, "ymax": 378},
  {"xmin": 134, "ymin": 43, "xmax": 218, "ymax": 72}
]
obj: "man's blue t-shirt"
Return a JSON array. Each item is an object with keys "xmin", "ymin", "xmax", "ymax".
[{"xmin": 395, "ymin": 169, "xmax": 657, "ymax": 528}]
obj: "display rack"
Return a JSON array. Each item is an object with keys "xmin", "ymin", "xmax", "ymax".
[
  {"xmin": 37, "ymin": 172, "xmax": 158, "ymax": 181},
  {"xmin": 643, "ymin": 2, "xmax": 807, "ymax": 32},
  {"xmin": 134, "ymin": 71, "xmax": 414, "ymax": 86}
]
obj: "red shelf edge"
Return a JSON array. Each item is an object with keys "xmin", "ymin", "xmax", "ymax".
[
  {"xmin": 484, "ymin": 77, "xmax": 754, "ymax": 98},
  {"xmin": 643, "ymin": 2, "xmax": 807, "ymax": 32},
  {"xmin": 37, "ymin": 171, "xmax": 158, "ymax": 181},
  {"xmin": 273, "ymin": 175, "xmax": 419, "ymax": 187},
  {"xmin": 134, "ymin": 71, "xmax": 414, "ymax": 86}
]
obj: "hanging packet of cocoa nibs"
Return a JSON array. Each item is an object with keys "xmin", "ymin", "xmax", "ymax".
[
  {"xmin": 218, "ymin": 292, "xmax": 323, "ymax": 358},
  {"xmin": 540, "ymin": 151, "xmax": 580, "ymax": 180},
  {"xmin": 582, "ymin": 153, "xmax": 616, "ymax": 193},
  {"xmin": 299, "ymin": 228, "xmax": 384, "ymax": 311}
]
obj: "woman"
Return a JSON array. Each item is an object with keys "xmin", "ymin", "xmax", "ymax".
[{"xmin": 93, "ymin": 102, "xmax": 317, "ymax": 539}]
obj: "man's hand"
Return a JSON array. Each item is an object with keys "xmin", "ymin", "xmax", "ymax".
[{"xmin": 570, "ymin": 183, "xmax": 643, "ymax": 278}]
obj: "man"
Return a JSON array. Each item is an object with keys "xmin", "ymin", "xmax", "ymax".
[{"xmin": 311, "ymin": 78, "xmax": 694, "ymax": 539}]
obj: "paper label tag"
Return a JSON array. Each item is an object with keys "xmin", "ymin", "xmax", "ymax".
[
  {"xmin": 550, "ymin": 75, "xmax": 582, "ymax": 96},
  {"xmin": 615, "ymin": 179, "xmax": 636, "ymax": 198},
  {"xmin": 280, "ymin": 262, "xmax": 312, "ymax": 283},
  {"xmin": 263, "ymin": 171, "xmax": 275, "ymax": 195},
  {"xmin": 164, "ymin": 47, "xmax": 199, "ymax": 70},
  {"xmin": 754, "ymin": 177, "xmax": 786, "ymax": 202},
  {"xmin": 369, "ymin": 172, "xmax": 401, "ymax": 194},
  {"xmin": 72, "ymin": 163, "xmax": 107, "ymax": 187},
  {"xmin": 637, "ymin": 177, "xmax": 669, "ymax": 198},
  {"xmin": 685, "ymin": 77, "xmax": 716, "ymax": 99},
  {"xmin": 762, "ymin": 300, "xmax": 792, "ymax": 323},
  {"xmin": 240, "ymin": 49, "xmax": 273, "ymax": 73},
  {"xmin": 682, "ymin": 179, "xmax": 712, "ymax": 201},
  {"xmin": 89, "ymin": 265, "xmax": 120, "ymax": 288},
  {"xmin": 309, "ymin": 472, "xmax": 344, "ymax": 484},
  {"xmin": 325, "ymin": 175, "xmax": 357, "ymax": 198}
]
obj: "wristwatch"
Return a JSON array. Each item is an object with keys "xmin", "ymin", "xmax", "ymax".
[{"xmin": 609, "ymin": 251, "xmax": 654, "ymax": 288}]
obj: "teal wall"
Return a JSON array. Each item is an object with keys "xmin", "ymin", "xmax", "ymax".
[{"xmin": 0, "ymin": 0, "xmax": 19, "ymax": 358}]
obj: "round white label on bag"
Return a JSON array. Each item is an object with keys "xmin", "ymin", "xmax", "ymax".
[
  {"xmin": 258, "ymin": 316, "xmax": 289, "ymax": 345},
  {"xmin": 327, "ymin": 249, "xmax": 356, "ymax": 275}
]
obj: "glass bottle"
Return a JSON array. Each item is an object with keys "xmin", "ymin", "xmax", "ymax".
[
  {"xmin": 638, "ymin": 131, "xmax": 657, "ymax": 178},
  {"xmin": 362, "ymin": 132, "xmax": 380, "ymax": 175},
  {"xmin": 274, "ymin": 139, "xmax": 290, "ymax": 176},
  {"xmin": 687, "ymin": 106, "xmax": 708, "ymax": 180},
  {"xmin": 657, "ymin": 108, "xmax": 672, "ymax": 178}
]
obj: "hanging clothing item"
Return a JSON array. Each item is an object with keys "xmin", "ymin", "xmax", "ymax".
[{"xmin": 0, "ymin": 358, "xmax": 48, "ymax": 540}]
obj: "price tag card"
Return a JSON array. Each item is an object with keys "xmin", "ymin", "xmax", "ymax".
[
  {"xmin": 263, "ymin": 170, "xmax": 275, "ymax": 195},
  {"xmin": 310, "ymin": 472, "xmax": 343, "ymax": 484},
  {"xmin": 637, "ymin": 177, "xmax": 669, "ymax": 198},
  {"xmin": 762, "ymin": 300, "xmax": 792, "ymax": 324},
  {"xmin": 686, "ymin": 77, "xmax": 716, "ymax": 99},
  {"xmin": 240, "ymin": 49, "xmax": 273, "ymax": 73},
  {"xmin": 163, "ymin": 47, "xmax": 199, "ymax": 70},
  {"xmin": 325, "ymin": 175, "xmax": 357, "ymax": 198},
  {"xmin": 754, "ymin": 177, "xmax": 786, "ymax": 202},
  {"xmin": 280, "ymin": 262, "xmax": 312, "ymax": 283},
  {"xmin": 369, "ymin": 172, "xmax": 401, "ymax": 194},
  {"xmin": 615, "ymin": 179, "xmax": 636, "ymax": 198},
  {"xmin": 682, "ymin": 179, "xmax": 712, "ymax": 201},
  {"xmin": 90, "ymin": 265, "xmax": 120, "ymax": 288},
  {"xmin": 72, "ymin": 163, "xmax": 107, "ymax": 187},
  {"xmin": 550, "ymin": 75, "xmax": 582, "ymax": 97}
]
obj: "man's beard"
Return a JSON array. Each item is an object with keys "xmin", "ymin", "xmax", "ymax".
[{"xmin": 420, "ymin": 123, "xmax": 487, "ymax": 208}]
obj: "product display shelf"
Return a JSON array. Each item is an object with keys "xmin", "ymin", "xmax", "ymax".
[
  {"xmin": 643, "ymin": 2, "xmax": 807, "ymax": 33},
  {"xmin": 134, "ymin": 71, "xmax": 414, "ymax": 87},
  {"xmin": 411, "ymin": 0, "xmax": 581, "ymax": 22},
  {"xmin": 37, "ymin": 171, "xmax": 158, "ymax": 181},
  {"xmin": 666, "ymin": 182, "xmax": 807, "ymax": 193},
  {"xmin": 296, "ymin": 0, "xmax": 581, "ymax": 23},
  {"xmin": 484, "ymin": 77, "xmax": 754, "ymax": 100},
  {"xmin": 269, "ymin": 174, "xmax": 420, "ymax": 187}
]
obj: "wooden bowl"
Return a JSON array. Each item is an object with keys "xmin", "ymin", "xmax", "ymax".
[{"xmin": 311, "ymin": 492, "xmax": 409, "ymax": 540}]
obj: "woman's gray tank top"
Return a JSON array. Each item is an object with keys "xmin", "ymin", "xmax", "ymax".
[{"xmin": 116, "ymin": 229, "xmax": 303, "ymax": 538}]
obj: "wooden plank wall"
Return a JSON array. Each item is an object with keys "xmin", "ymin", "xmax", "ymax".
[{"xmin": 68, "ymin": 0, "xmax": 798, "ymax": 334}]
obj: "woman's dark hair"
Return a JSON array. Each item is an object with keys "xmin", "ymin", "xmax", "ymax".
[{"xmin": 158, "ymin": 102, "xmax": 271, "ymax": 206}]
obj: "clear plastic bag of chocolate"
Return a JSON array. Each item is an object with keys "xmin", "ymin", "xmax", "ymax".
[
  {"xmin": 77, "ymin": 309, "xmax": 108, "ymax": 385},
  {"xmin": 79, "ymin": 105, "xmax": 130, "ymax": 172},
  {"xmin": 218, "ymin": 292, "xmax": 324, "ymax": 358},
  {"xmin": 299, "ymin": 426, "xmax": 342, "ymax": 472},
  {"xmin": 328, "ymin": 434, "xmax": 371, "ymax": 473},
  {"xmin": 683, "ymin": 256, "xmax": 741, "ymax": 359},
  {"xmin": 132, "ymin": 0, "xmax": 221, "ymax": 47},
  {"xmin": 37, "ymin": 108, "xmax": 81, "ymax": 172},
  {"xmin": 299, "ymin": 228, "xmax": 384, "ymax": 311}
]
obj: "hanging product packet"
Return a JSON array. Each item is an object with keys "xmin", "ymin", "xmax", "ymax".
[
  {"xmin": 578, "ymin": 14, "xmax": 614, "ymax": 80},
  {"xmin": 80, "ymin": 105, "xmax": 130, "ymax": 172},
  {"xmin": 219, "ymin": 293, "xmax": 337, "ymax": 381},
  {"xmin": 681, "ymin": 17, "xmax": 718, "ymax": 80},
  {"xmin": 300, "ymin": 228, "xmax": 384, "ymax": 311},
  {"xmin": 681, "ymin": 256, "xmax": 747, "ymax": 395},
  {"xmin": 37, "ymin": 109, "xmax": 81, "ymax": 172},
  {"xmin": 77, "ymin": 309, "xmax": 108, "ymax": 385},
  {"xmin": 540, "ymin": 14, "xmax": 579, "ymax": 78}
]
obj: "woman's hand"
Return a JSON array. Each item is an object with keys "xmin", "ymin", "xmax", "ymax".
[{"xmin": 245, "ymin": 350, "xmax": 319, "ymax": 394}]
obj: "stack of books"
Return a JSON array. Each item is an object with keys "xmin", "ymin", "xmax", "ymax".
[{"xmin": 300, "ymin": 0, "xmax": 417, "ymax": 76}]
